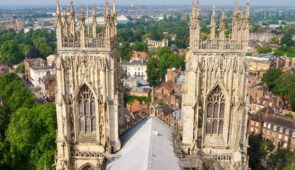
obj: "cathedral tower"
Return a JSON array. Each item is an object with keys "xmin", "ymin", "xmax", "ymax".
[
  {"xmin": 181, "ymin": 0, "xmax": 250, "ymax": 169},
  {"xmin": 55, "ymin": 0, "xmax": 121, "ymax": 169}
]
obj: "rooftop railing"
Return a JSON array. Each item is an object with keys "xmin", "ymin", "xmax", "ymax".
[{"xmin": 191, "ymin": 40, "xmax": 248, "ymax": 53}]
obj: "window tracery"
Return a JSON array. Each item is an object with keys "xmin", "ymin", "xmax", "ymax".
[
  {"xmin": 78, "ymin": 85, "xmax": 96, "ymax": 133},
  {"xmin": 206, "ymin": 86, "xmax": 225, "ymax": 135}
]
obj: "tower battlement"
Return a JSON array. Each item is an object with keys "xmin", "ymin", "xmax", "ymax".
[
  {"xmin": 56, "ymin": 0, "xmax": 117, "ymax": 51},
  {"xmin": 190, "ymin": 0, "xmax": 250, "ymax": 52}
]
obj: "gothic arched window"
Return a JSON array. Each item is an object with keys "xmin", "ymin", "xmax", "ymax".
[
  {"xmin": 78, "ymin": 85, "xmax": 96, "ymax": 134},
  {"xmin": 206, "ymin": 86, "xmax": 225, "ymax": 135},
  {"xmin": 81, "ymin": 164, "xmax": 95, "ymax": 170}
]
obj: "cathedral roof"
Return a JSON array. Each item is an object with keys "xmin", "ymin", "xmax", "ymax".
[{"xmin": 106, "ymin": 117, "xmax": 180, "ymax": 170}]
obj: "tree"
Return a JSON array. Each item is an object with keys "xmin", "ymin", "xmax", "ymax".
[
  {"xmin": 146, "ymin": 47, "xmax": 185, "ymax": 86},
  {"xmin": 281, "ymin": 33, "xmax": 295, "ymax": 47},
  {"xmin": 6, "ymin": 104, "xmax": 56, "ymax": 170},
  {"xmin": 262, "ymin": 69, "xmax": 282, "ymax": 90},
  {"xmin": 132, "ymin": 42, "xmax": 148, "ymax": 52},
  {"xmin": 273, "ymin": 73, "xmax": 295, "ymax": 111},
  {"xmin": 147, "ymin": 56, "xmax": 160, "ymax": 86},
  {"xmin": 248, "ymin": 134, "xmax": 265, "ymax": 170},
  {"xmin": 0, "ymin": 73, "xmax": 52, "ymax": 169},
  {"xmin": 26, "ymin": 47, "xmax": 42, "ymax": 59},
  {"xmin": 0, "ymin": 41, "xmax": 24, "ymax": 66},
  {"xmin": 16, "ymin": 64, "xmax": 25, "ymax": 73},
  {"xmin": 270, "ymin": 37, "xmax": 279, "ymax": 44},
  {"xmin": 257, "ymin": 46, "xmax": 272, "ymax": 54}
]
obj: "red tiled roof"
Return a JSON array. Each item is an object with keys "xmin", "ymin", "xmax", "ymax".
[{"xmin": 131, "ymin": 51, "xmax": 148, "ymax": 61}]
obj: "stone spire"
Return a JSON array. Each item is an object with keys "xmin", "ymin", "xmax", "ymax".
[
  {"xmin": 189, "ymin": 0, "xmax": 201, "ymax": 49},
  {"xmin": 219, "ymin": 7, "xmax": 226, "ymax": 41},
  {"xmin": 112, "ymin": 0, "xmax": 116, "ymax": 15},
  {"xmin": 232, "ymin": 0, "xmax": 238, "ymax": 41},
  {"xmin": 246, "ymin": 0, "xmax": 250, "ymax": 19},
  {"xmin": 56, "ymin": 0, "xmax": 62, "ymax": 49},
  {"xmin": 56, "ymin": 0, "xmax": 61, "ymax": 18},
  {"xmin": 111, "ymin": 0, "xmax": 117, "ymax": 37},
  {"xmin": 105, "ymin": 0, "xmax": 111, "ymax": 48},
  {"xmin": 191, "ymin": 1, "xmax": 196, "ymax": 18},
  {"xmin": 92, "ymin": 4, "xmax": 97, "ymax": 38},
  {"xmin": 79, "ymin": 7, "xmax": 86, "ymax": 48},
  {"xmin": 243, "ymin": 0, "xmax": 250, "ymax": 49},
  {"xmin": 209, "ymin": 5, "xmax": 216, "ymax": 40},
  {"xmin": 69, "ymin": 0, "xmax": 76, "ymax": 39},
  {"xmin": 237, "ymin": 10, "xmax": 244, "ymax": 43},
  {"xmin": 62, "ymin": 7, "xmax": 69, "ymax": 38},
  {"xmin": 195, "ymin": 0, "xmax": 200, "ymax": 19}
]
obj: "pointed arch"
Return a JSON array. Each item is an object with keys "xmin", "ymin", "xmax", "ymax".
[
  {"xmin": 79, "ymin": 163, "xmax": 95, "ymax": 170},
  {"xmin": 205, "ymin": 85, "xmax": 226, "ymax": 136},
  {"xmin": 78, "ymin": 85, "xmax": 97, "ymax": 133}
]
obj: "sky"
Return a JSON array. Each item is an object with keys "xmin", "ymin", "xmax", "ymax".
[{"xmin": 0, "ymin": 0, "xmax": 294, "ymax": 6}]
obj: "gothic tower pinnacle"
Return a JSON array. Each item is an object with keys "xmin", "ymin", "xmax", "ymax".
[
  {"xmin": 69, "ymin": 0, "xmax": 76, "ymax": 39},
  {"xmin": 56, "ymin": 0, "xmax": 62, "ymax": 48},
  {"xmin": 92, "ymin": 4, "xmax": 97, "ymax": 38},
  {"xmin": 209, "ymin": 5, "xmax": 216, "ymax": 40},
  {"xmin": 189, "ymin": 0, "xmax": 201, "ymax": 49},
  {"xmin": 62, "ymin": 7, "xmax": 69, "ymax": 39},
  {"xmin": 79, "ymin": 7, "xmax": 86, "ymax": 48},
  {"xmin": 232, "ymin": 0, "xmax": 239, "ymax": 41},
  {"xmin": 219, "ymin": 7, "xmax": 226, "ymax": 40}
]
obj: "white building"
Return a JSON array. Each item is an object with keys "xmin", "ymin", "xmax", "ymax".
[
  {"xmin": 30, "ymin": 65, "xmax": 55, "ymax": 87},
  {"xmin": 120, "ymin": 60, "xmax": 147, "ymax": 80}
]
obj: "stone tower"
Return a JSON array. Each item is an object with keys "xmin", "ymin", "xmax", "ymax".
[
  {"xmin": 181, "ymin": 0, "xmax": 250, "ymax": 169},
  {"xmin": 55, "ymin": 0, "xmax": 121, "ymax": 169}
]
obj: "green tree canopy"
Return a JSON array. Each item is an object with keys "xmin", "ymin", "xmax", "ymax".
[
  {"xmin": 146, "ymin": 47, "xmax": 185, "ymax": 86},
  {"xmin": 262, "ymin": 69, "xmax": 282, "ymax": 90},
  {"xmin": 257, "ymin": 46, "xmax": 272, "ymax": 54},
  {"xmin": 6, "ymin": 104, "xmax": 56, "ymax": 170}
]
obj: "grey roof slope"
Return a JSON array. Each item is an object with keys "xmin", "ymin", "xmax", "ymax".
[{"xmin": 106, "ymin": 117, "xmax": 180, "ymax": 170}]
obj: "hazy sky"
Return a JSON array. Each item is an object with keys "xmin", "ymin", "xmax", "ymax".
[{"xmin": 0, "ymin": 0, "xmax": 294, "ymax": 6}]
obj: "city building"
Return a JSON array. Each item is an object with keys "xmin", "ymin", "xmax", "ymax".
[
  {"xmin": 24, "ymin": 57, "xmax": 56, "ymax": 88},
  {"xmin": 251, "ymin": 94, "xmax": 284, "ymax": 114},
  {"xmin": 29, "ymin": 65, "xmax": 55, "ymax": 87},
  {"xmin": 180, "ymin": 0, "xmax": 250, "ymax": 169},
  {"xmin": 130, "ymin": 51, "xmax": 148, "ymax": 62},
  {"xmin": 54, "ymin": 0, "xmax": 124, "ymax": 169},
  {"xmin": 247, "ymin": 54, "xmax": 274, "ymax": 81},
  {"xmin": 248, "ymin": 107, "xmax": 295, "ymax": 150},
  {"xmin": 127, "ymin": 100, "xmax": 149, "ymax": 122},
  {"xmin": 120, "ymin": 60, "xmax": 147, "ymax": 80},
  {"xmin": 155, "ymin": 81, "xmax": 175, "ymax": 101},
  {"xmin": 24, "ymin": 58, "xmax": 46, "ymax": 81},
  {"xmin": 145, "ymin": 38, "xmax": 169, "ymax": 51},
  {"xmin": 0, "ymin": 18, "xmax": 24, "ymax": 32}
]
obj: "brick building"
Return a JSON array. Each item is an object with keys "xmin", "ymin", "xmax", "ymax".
[{"xmin": 249, "ymin": 108, "xmax": 295, "ymax": 150}]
